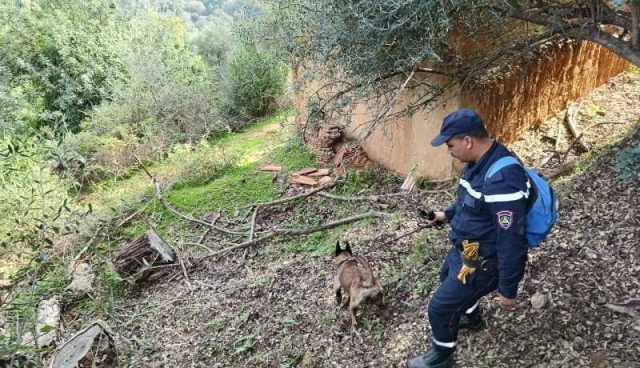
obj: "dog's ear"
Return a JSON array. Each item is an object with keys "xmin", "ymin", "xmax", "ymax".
[
  {"xmin": 345, "ymin": 241, "xmax": 352, "ymax": 255},
  {"xmin": 335, "ymin": 240, "xmax": 341, "ymax": 256}
]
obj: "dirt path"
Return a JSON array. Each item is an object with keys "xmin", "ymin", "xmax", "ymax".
[{"xmin": 109, "ymin": 72, "xmax": 640, "ymax": 367}]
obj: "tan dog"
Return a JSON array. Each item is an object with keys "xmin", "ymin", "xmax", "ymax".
[{"xmin": 333, "ymin": 241, "xmax": 384, "ymax": 327}]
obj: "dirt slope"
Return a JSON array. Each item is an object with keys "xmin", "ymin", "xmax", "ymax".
[{"xmin": 109, "ymin": 73, "xmax": 640, "ymax": 367}]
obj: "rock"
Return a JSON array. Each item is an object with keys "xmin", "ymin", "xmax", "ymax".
[
  {"xmin": 299, "ymin": 351, "xmax": 316, "ymax": 368},
  {"xmin": 23, "ymin": 297, "xmax": 60, "ymax": 348},
  {"xmin": 531, "ymin": 292, "xmax": 547, "ymax": 310},
  {"xmin": 67, "ymin": 262, "xmax": 94, "ymax": 296},
  {"xmin": 49, "ymin": 321, "xmax": 117, "ymax": 368}
]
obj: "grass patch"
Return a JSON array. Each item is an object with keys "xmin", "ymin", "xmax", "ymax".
[
  {"xmin": 278, "ymin": 231, "xmax": 334, "ymax": 256},
  {"xmin": 168, "ymin": 164, "xmax": 279, "ymax": 215}
]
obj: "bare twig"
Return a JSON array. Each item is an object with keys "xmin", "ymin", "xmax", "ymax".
[
  {"xmin": 361, "ymin": 67, "xmax": 417, "ymax": 141},
  {"xmin": 196, "ymin": 213, "xmax": 220, "ymax": 245},
  {"xmin": 241, "ymin": 181, "xmax": 337, "ymax": 209},
  {"xmin": 317, "ymin": 191, "xmax": 408, "ymax": 202},
  {"xmin": 249, "ymin": 206, "xmax": 259, "ymax": 241},
  {"xmin": 379, "ymin": 226, "xmax": 425, "ymax": 245},
  {"xmin": 182, "ymin": 242, "xmax": 215, "ymax": 253},
  {"xmin": 178, "ymin": 255, "xmax": 192, "ymax": 289},
  {"xmin": 198, "ymin": 211, "xmax": 389, "ymax": 260},
  {"xmin": 563, "ymin": 103, "xmax": 589, "ymax": 153},
  {"xmin": 117, "ymin": 202, "xmax": 150, "ymax": 228}
]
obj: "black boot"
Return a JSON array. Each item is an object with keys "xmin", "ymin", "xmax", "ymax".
[
  {"xmin": 458, "ymin": 312, "xmax": 483, "ymax": 331},
  {"xmin": 407, "ymin": 349, "xmax": 454, "ymax": 368}
]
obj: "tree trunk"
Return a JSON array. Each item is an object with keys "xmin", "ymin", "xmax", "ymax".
[{"xmin": 114, "ymin": 229, "xmax": 175, "ymax": 282}]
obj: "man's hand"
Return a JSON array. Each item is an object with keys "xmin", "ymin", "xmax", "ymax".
[
  {"xmin": 418, "ymin": 210, "xmax": 447, "ymax": 228},
  {"xmin": 497, "ymin": 293, "xmax": 519, "ymax": 311}
]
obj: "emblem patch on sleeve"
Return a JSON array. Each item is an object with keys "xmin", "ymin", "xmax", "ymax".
[{"xmin": 497, "ymin": 211, "xmax": 514, "ymax": 230}]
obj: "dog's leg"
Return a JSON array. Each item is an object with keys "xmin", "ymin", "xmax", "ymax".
[
  {"xmin": 349, "ymin": 288, "xmax": 362, "ymax": 328},
  {"xmin": 377, "ymin": 288, "xmax": 385, "ymax": 307}
]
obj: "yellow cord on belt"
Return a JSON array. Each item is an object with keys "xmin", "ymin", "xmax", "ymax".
[{"xmin": 457, "ymin": 240, "xmax": 480, "ymax": 285}]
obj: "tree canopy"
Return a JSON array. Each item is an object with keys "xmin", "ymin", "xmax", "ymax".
[{"xmin": 270, "ymin": 0, "xmax": 640, "ymax": 139}]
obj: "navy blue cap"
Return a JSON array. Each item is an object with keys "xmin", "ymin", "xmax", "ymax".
[{"xmin": 431, "ymin": 108, "xmax": 485, "ymax": 146}]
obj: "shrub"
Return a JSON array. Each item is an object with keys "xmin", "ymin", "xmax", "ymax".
[
  {"xmin": 191, "ymin": 18, "xmax": 233, "ymax": 66},
  {"xmin": 58, "ymin": 13, "xmax": 230, "ymax": 187},
  {"xmin": 221, "ymin": 42, "xmax": 287, "ymax": 118},
  {"xmin": 0, "ymin": 137, "xmax": 78, "ymax": 256},
  {"xmin": 0, "ymin": 0, "xmax": 124, "ymax": 134}
]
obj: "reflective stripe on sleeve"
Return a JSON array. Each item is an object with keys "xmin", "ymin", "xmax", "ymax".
[
  {"xmin": 460, "ymin": 178, "xmax": 530, "ymax": 203},
  {"xmin": 459, "ymin": 179, "xmax": 482, "ymax": 199}
]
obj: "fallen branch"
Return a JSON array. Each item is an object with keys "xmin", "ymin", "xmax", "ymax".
[
  {"xmin": 379, "ymin": 226, "xmax": 424, "ymax": 245},
  {"xmin": 198, "ymin": 211, "xmax": 389, "ymax": 260},
  {"xmin": 196, "ymin": 213, "xmax": 220, "ymax": 245},
  {"xmin": 117, "ymin": 202, "xmax": 150, "ymax": 228},
  {"xmin": 318, "ymin": 191, "xmax": 409, "ymax": 202},
  {"xmin": 241, "ymin": 181, "xmax": 337, "ymax": 209},
  {"xmin": 179, "ymin": 255, "xmax": 193, "ymax": 289},
  {"xmin": 563, "ymin": 103, "xmax": 589, "ymax": 153},
  {"xmin": 152, "ymin": 180, "xmax": 245, "ymax": 235}
]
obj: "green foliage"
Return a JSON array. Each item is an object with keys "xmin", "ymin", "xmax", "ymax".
[
  {"xmin": 57, "ymin": 12, "xmax": 226, "ymax": 186},
  {"xmin": 271, "ymin": 0, "xmax": 491, "ymax": 82},
  {"xmin": 0, "ymin": 136, "xmax": 82, "ymax": 257},
  {"xmin": 270, "ymin": 134, "xmax": 317, "ymax": 172},
  {"xmin": 338, "ymin": 168, "xmax": 377, "ymax": 195},
  {"xmin": 222, "ymin": 42, "xmax": 287, "ymax": 118},
  {"xmin": 0, "ymin": 0, "xmax": 124, "ymax": 134},
  {"xmin": 363, "ymin": 318, "xmax": 384, "ymax": 344},
  {"xmin": 191, "ymin": 18, "xmax": 233, "ymax": 66},
  {"xmin": 615, "ymin": 142, "xmax": 640, "ymax": 181}
]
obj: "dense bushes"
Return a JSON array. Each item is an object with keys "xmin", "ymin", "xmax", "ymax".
[
  {"xmin": 0, "ymin": 137, "xmax": 77, "ymax": 254},
  {"xmin": 0, "ymin": 0, "xmax": 124, "ymax": 135},
  {"xmin": 1, "ymin": 1, "xmax": 291, "ymax": 188},
  {"xmin": 221, "ymin": 42, "xmax": 287, "ymax": 118}
]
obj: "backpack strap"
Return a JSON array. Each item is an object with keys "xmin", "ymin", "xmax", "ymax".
[{"xmin": 484, "ymin": 156, "xmax": 521, "ymax": 181}]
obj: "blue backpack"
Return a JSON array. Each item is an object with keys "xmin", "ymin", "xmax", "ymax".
[{"xmin": 485, "ymin": 156, "xmax": 559, "ymax": 247}]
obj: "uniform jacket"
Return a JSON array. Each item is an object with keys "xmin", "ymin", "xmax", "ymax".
[{"xmin": 444, "ymin": 141, "xmax": 530, "ymax": 298}]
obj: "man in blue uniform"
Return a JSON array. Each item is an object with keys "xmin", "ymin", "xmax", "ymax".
[{"xmin": 408, "ymin": 109, "xmax": 530, "ymax": 368}]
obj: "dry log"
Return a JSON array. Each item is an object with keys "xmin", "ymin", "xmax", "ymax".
[
  {"xmin": 114, "ymin": 230, "xmax": 175, "ymax": 282},
  {"xmin": 563, "ymin": 103, "xmax": 589, "ymax": 153}
]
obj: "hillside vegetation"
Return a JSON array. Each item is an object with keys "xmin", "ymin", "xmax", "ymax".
[{"xmin": 1, "ymin": 1, "xmax": 640, "ymax": 367}]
